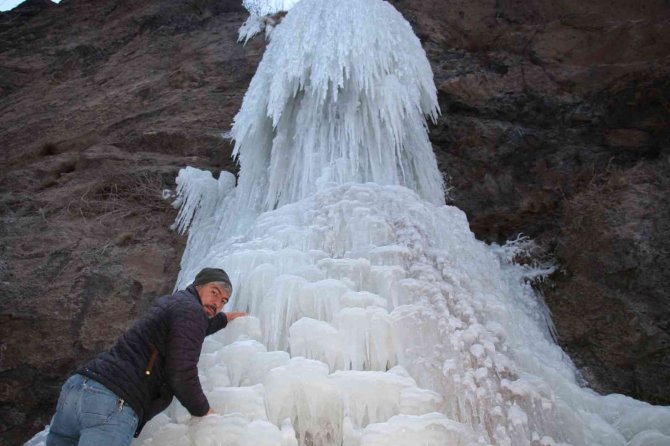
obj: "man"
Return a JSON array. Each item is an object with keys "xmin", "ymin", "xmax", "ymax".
[{"xmin": 46, "ymin": 267, "xmax": 246, "ymax": 446}]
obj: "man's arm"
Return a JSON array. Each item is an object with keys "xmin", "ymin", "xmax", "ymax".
[
  {"xmin": 205, "ymin": 312, "xmax": 227, "ymax": 336},
  {"xmin": 164, "ymin": 304, "xmax": 209, "ymax": 416},
  {"xmin": 206, "ymin": 312, "xmax": 247, "ymax": 336}
]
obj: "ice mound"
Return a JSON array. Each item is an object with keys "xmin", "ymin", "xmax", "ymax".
[
  {"xmin": 165, "ymin": 181, "xmax": 670, "ymax": 446},
  {"xmin": 137, "ymin": 413, "xmax": 297, "ymax": 446},
  {"xmin": 289, "ymin": 306, "xmax": 397, "ymax": 372},
  {"xmin": 358, "ymin": 413, "xmax": 477, "ymax": 446}
]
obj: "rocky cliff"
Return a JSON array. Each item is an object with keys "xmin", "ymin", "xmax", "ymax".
[
  {"xmin": 0, "ymin": 0, "xmax": 668, "ymax": 444},
  {"xmin": 391, "ymin": 0, "xmax": 670, "ymax": 404}
]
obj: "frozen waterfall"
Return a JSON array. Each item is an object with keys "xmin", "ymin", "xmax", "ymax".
[
  {"xmin": 157, "ymin": 0, "xmax": 670, "ymax": 445},
  {"xmin": 28, "ymin": 0, "xmax": 670, "ymax": 445}
]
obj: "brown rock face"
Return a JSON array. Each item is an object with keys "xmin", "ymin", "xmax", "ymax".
[
  {"xmin": 0, "ymin": 0, "xmax": 668, "ymax": 443},
  {"xmin": 547, "ymin": 165, "xmax": 670, "ymax": 403},
  {"xmin": 389, "ymin": 0, "xmax": 670, "ymax": 404},
  {"xmin": 0, "ymin": 1, "xmax": 261, "ymax": 444}
]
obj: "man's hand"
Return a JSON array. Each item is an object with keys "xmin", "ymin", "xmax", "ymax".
[
  {"xmin": 206, "ymin": 408, "xmax": 215, "ymax": 415},
  {"xmin": 225, "ymin": 312, "xmax": 247, "ymax": 322}
]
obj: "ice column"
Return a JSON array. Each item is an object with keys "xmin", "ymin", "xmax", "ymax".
[{"xmin": 230, "ymin": 0, "xmax": 445, "ymax": 213}]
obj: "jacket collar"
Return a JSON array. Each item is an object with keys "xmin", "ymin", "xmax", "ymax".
[{"xmin": 184, "ymin": 284, "xmax": 203, "ymax": 306}]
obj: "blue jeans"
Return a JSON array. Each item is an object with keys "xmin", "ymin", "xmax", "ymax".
[{"xmin": 46, "ymin": 374, "xmax": 138, "ymax": 446}]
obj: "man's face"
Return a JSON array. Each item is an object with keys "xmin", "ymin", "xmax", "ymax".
[{"xmin": 196, "ymin": 283, "xmax": 230, "ymax": 318}]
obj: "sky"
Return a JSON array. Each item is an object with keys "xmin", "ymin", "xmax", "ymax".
[{"xmin": 0, "ymin": 0, "xmax": 61, "ymax": 12}]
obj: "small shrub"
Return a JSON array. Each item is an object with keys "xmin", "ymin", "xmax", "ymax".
[
  {"xmin": 66, "ymin": 171, "xmax": 176, "ymax": 226},
  {"xmin": 115, "ymin": 232, "xmax": 135, "ymax": 246}
]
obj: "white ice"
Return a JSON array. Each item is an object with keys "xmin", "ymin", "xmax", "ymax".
[
  {"xmin": 243, "ymin": 0, "xmax": 301, "ymax": 16},
  {"xmin": 145, "ymin": 178, "xmax": 670, "ymax": 446},
  {"xmin": 29, "ymin": 0, "xmax": 670, "ymax": 445}
]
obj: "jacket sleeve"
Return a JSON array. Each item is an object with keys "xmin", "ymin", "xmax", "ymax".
[
  {"xmin": 164, "ymin": 303, "xmax": 210, "ymax": 416},
  {"xmin": 206, "ymin": 312, "xmax": 228, "ymax": 336}
]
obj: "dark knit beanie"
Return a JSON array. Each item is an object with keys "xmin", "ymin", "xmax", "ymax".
[{"xmin": 193, "ymin": 267, "xmax": 232, "ymax": 290}]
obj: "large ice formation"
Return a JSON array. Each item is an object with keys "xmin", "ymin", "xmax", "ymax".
[
  {"xmin": 28, "ymin": 0, "xmax": 670, "ymax": 445},
  {"xmin": 165, "ymin": 0, "xmax": 670, "ymax": 443},
  {"xmin": 160, "ymin": 181, "xmax": 670, "ymax": 446},
  {"xmin": 232, "ymin": 0, "xmax": 444, "ymax": 212}
]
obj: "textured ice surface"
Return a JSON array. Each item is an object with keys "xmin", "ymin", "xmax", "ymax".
[
  {"xmin": 159, "ymin": 182, "xmax": 670, "ymax": 446},
  {"xmin": 30, "ymin": 0, "xmax": 670, "ymax": 445}
]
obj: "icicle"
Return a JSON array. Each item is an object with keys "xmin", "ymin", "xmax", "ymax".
[
  {"xmin": 238, "ymin": 15, "xmax": 267, "ymax": 44},
  {"xmin": 171, "ymin": 167, "xmax": 218, "ymax": 235},
  {"xmin": 230, "ymin": 0, "xmax": 444, "ymax": 216}
]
